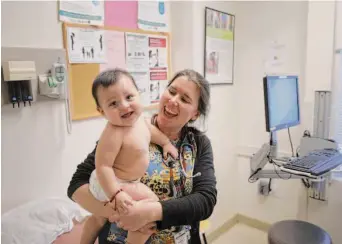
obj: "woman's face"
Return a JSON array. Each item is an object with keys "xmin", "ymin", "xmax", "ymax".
[{"xmin": 158, "ymin": 76, "xmax": 200, "ymax": 129}]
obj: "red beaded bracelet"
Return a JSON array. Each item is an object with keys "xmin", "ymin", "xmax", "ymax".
[{"xmin": 104, "ymin": 189, "xmax": 123, "ymax": 206}]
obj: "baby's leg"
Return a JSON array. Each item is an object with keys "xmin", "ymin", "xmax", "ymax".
[
  {"xmin": 121, "ymin": 182, "xmax": 159, "ymax": 202},
  {"xmin": 121, "ymin": 182, "xmax": 159, "ymax": 244},
  {"xmin": 81, "ymin": 171, "xmax": 109, "ymax": 243},
  {"xmin": 80, "ymin": 215, "xmax": 106, "ymax": 244}
]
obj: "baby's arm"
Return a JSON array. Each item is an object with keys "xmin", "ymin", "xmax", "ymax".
[
  {"xmin": 145, "ymin": 119, "xmax": 178, "ymax": 159},
  {"xmin": 95, "ymin": 123, "xmax": 132, "ymax": 211}
]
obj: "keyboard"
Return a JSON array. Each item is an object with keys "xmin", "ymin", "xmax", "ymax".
[{"xmin": 283, "ymin": 148, "xmax": 342, "ymax": 176}]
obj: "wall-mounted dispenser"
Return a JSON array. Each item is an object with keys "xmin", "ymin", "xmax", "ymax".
[
  {"xmin": 2, "ymin": 61, "xmax": 36, "ymax": 107},
  {"xmin": 38, "ymin": 62, "xmax": 67, "ymax": 99}
]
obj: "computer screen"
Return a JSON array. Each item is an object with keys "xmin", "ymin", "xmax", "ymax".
[{"xmin": 263, "ymin": 75, "xmax": 300, "ymax": 132}]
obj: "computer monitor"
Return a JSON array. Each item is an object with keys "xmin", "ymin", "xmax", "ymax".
[{"xmin": 263, "ymin": 75, "xmax": 300, "ymax": 132}]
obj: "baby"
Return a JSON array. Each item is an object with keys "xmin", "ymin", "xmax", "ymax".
[{"xmin": 81, "ymin": 68, "xmax": 178, "ymax": 244}]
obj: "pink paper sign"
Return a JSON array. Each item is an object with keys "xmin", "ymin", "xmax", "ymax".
[{"xmin": 104, "ymin": 1, "xmax": 138, "ymax": 29}]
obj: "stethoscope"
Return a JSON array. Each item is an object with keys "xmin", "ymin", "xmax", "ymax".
[{"xmin": 163, "ymin": 142, "xmax": 202, "ymax": 179}]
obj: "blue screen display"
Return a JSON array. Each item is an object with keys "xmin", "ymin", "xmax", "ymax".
[{"xmin": 267, "ymin": 76, "xmax": 300, "ymax": 131}]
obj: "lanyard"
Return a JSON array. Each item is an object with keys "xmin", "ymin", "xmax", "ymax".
[{"xmin": 163, "ymin": 142, "xmax": 198, "ymax": 198}]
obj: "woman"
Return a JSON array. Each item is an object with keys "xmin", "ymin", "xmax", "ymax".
[{"xmin": 67, "ymin": 69, "xmax": 217, "ymax": 243}]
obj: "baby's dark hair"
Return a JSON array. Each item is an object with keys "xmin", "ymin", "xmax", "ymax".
[{"xmin": 92, "ymin": 68, "xmax": 138, "ymax": 107}]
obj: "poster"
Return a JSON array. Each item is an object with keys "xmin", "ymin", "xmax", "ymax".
[
  {"xmin": 204, "ymin": 7, "xmax": 235, "ymax": 84},
  {"xmin": 125, "ymin": 33, "xmax": 169, "ymax": 105},
  {"xmin": 138, "ymin": 1, "xmax": 168, "ymax": 32},
  {"xmin": 100, "ymin": 31, "xmax": 126, "ymax": 72},
  {"xmin": 263, "ymin": 41, "xmax": 287, "ymax": 74},
  {"xmin": 59, "ymin": 0, "xmax": 104, "ymax": 26},
  {"xmin": 150, "ymin": 78, "xmax": 168, "ymax": 103},
  {"xmin": 125, "ymin": 33, "xmax": 149, "ymax": 72},
  {"xmin": 131, "ymin": 72, "xmax": 150, "ymax": 106},
  {"xmin": 148, "ymin": 36, "xmax": 168, "ymax": 103},
  {"xmin": 67, "ymin": 27, "xmax": 106, "ymax": 64}
]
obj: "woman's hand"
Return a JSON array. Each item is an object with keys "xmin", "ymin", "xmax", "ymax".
[{"xmin": 109, "ymin": 200, "xmax": 162, "ymax": 231}]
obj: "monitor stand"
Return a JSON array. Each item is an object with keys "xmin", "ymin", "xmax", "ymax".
[{"xmin": 249, "ymin": 131, "xmax": 310, "ymax": 180}]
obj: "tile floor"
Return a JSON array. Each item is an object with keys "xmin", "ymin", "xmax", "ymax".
[{"xmin": 211, "ymin": 224, "xmax": 268, "ymax": 244}]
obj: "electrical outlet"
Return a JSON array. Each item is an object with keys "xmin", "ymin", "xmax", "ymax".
[{"xmin": 258, "ymin": 180, "xmax": 271, "ymax": 196}]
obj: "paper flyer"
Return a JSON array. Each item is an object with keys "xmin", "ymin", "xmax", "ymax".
[
  {"xmin": 148, "ymin": 35, "xmax": 168, "ymax": 103},
  {"xmin": 125, "ymin": 33, "xmax": 149, "ymax": 72},
  {"xmin": 59, "ymin": 0, "xmax": 104, "ymax": 26},
  {"xmin": 125, "ymin": 33, "xmax": 169, "ymax": 105},
  {"xmin": 138, "ymin": 1, "xmax": 168, "ymax": 32},
  {"xmin": 100, "ymin": 30, "xmax": 126, "ymax": 72},
  {"xmin": 67, "ymin": 27, "xmax": 106, "ymax": 64},
  {"xmin": 131, "ymin": 72, "xmax": 150, "ymax": 106},
  {"xmin": 205, "ymin": 8, "xmax": 234, "ymax": 84}
]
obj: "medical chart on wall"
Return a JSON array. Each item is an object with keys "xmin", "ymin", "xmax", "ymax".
[
  {"xmin": 131, "ymin": 72, "xmax": 150, "ymax": 106},
  {"xmin": 125, "ymin": 33, "xmax": 169, "ymax": 104},
  {"xmin": 59, "ymin": 0, "xmax": 104, "ymax": 26},
  {"xmin": 148, "ymin": 35, "xmax": 168, "ymax": 103},
  {"xmin": 138, "ymin": 1, "xmax": 168, "ymax": 32},
  {"xmin": 263, "ymin": 41, "xmax": 287, "ymax": 74},
  {"xmin": 100, "ymin": 31, "xmax": 126, "ymax": 72},
  {"xmin": 204, "ymin": 7, "xmax": 235, "ymax": 85},
  {"xmin": 125, "ymin": 33, "xmax": 149, "ymax": 72},
  {"xmin": 67, "ymin": 27, "xmax": 106, "ymax": 64}
]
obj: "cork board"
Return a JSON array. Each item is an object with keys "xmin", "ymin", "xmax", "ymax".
[{"xmin": 62, "ymin": 23, "xmax": 170, "ymax": 121}]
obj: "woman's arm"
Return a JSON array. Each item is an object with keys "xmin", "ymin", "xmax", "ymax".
[{"xmin": 67, "ymin": 144, "xmax": 115, "ymax": 218}]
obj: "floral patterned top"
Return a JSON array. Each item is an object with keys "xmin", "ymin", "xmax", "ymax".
[{"xmin": 106, "ymin": 131, "xmax": 197, "ymax": 244}]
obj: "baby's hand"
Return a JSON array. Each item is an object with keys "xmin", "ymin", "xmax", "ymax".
[
  {"xmin": 163, "ymin": 142, "xmax": 178, "ymax": 160},
  {"xmin": 115, "ymin": 191, "xmax": 133, "ymax": 215}
]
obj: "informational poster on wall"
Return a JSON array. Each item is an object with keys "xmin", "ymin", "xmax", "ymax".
[
  {"xmin": 204, "ymin": 7, "xmax": 235, "ymax": 85},
  {"xmin": 66, "ymin": 27, "xmax": 106, "ymax": 64},
  {"xmin": 125, "ymin": 33, "xmax": 149, "ymax": 72},
  {"xmin": 138, "ymin": 1, "xmax": 168, "ymax": 32},
  {"xmin": 131, "ymin": 72, "xmax": 150, "ymax": 106},
  {"xmin": 148, "ymin": 35, "xmax": 169, "ymax": 103},
  {"xmin": 59, "ymin": 0, "xmax": 104, "ymax": 26},
  {"xmin": 125, "ymin": 33, "xmax": 169, "ymax": 105},
  {"xmin": 100, "ymin": 30, "xmax": 126, "ymax": 72},
  {"xmin": 263, "ymin": 40, "xmax": 287, "ymax": 74}
]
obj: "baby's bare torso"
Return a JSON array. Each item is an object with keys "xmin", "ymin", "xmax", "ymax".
[{"xmin": 113, "ymin": 117, "xmax": 151, "ymax": 181}]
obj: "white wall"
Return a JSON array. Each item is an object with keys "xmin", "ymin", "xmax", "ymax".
[
  {"xmin": 1, "ymin": 1, "xmax": 63, "ymax": 49},
  {"xmin": 235, "ymin": 0, "xmax": 309, "ymax": 222},
  {"xmin": 308, "ymin": 2, "xmax": 342, "ymax": 242},
  {"xmin": 234, "ymin": 1, "xmax": 342, "ymax": 243},
  {"xmin": 1, "ymin": 1, "xmax": 107, "ymax": 213},
  {"xmin": 170, "ymin": 1, "xmax": 239, "ymax": 232}
]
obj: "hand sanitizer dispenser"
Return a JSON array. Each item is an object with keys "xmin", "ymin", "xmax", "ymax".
[
  {"xmin": 38, "ymin": 62, "xmax": 67, "ymax": 99},
  {"xmin": 2, "ymin": 61, "xmax": 36, "ymax": 107}
]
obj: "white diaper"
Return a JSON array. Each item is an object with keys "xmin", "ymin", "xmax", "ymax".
[{"xmin": 89, "ymin": 170, "xmax": 141, "ymax": 202}]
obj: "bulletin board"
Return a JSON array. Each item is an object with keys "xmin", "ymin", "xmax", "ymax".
[{"xmin": 61, "ymin": 2, "xmax": 171, "ymax": 121}]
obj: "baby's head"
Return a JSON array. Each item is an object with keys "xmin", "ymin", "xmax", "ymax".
[{"xmin": 92, "ymin": 68, "xmax": 142, "ymax": 127}]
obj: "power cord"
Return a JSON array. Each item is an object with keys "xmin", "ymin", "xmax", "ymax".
[
  {"xmin": 288, "ymin": 128, "xmax": 294, "ymax": 157},
  {"xmin": 271, "ymin": 158, "xmax": 292, "ymax": 180},
  {"xmin": 248, "ymin": 168, "xmax": 262, "ymax": 183},
  {"xmin": 298, "ymin": 130, "xmax": 311, "ymax": 188},
  {"xmin": 268, "ymin": 178, "xmax": 272, "ymax": 192}
]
